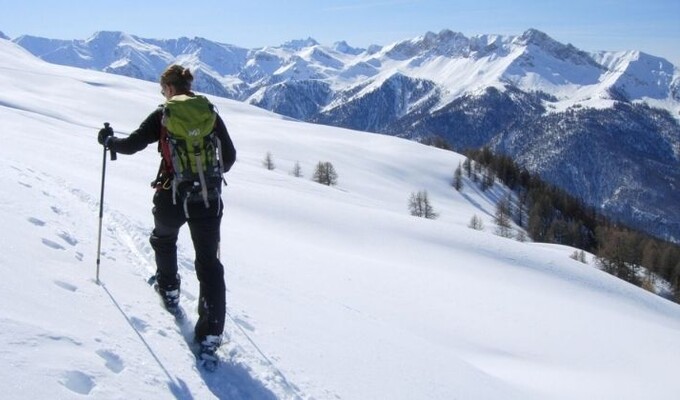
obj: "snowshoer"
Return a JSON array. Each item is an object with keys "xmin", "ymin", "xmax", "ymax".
[{"xmin": 98, "ymin": 65, "xmax": 236, "ymax": 365}]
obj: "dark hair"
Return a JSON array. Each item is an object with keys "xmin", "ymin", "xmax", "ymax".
[{"xmin": 160, "ymin": 64, "xmax": 193, "ymax": 92}]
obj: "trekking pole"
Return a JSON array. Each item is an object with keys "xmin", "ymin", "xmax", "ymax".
[{"xmin": 96, "ymin": 123, "xmax": 116, "ymax": 284}]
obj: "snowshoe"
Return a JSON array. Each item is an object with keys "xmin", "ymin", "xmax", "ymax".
[
  {"xmin": 197, "ymin": 335, "xmax": 221, "ymax": 372},
  {"xmin": 153, "ymin": 282, "xmax": 184, "ymax": 320}
]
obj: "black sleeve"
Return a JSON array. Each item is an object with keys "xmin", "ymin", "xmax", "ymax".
[
  {"xmin": 215, "ymin": 114, "xmax": 237, "ymax": 172},
  {"xmin": 108, "ymin": 108, "xmax": 163, "ymax": 155}
]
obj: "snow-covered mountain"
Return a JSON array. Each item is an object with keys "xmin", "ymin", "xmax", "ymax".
[
  {"xmin": 15, "ymin": 29, "xmax": 677, "ymax": 112},
  {"xmin": 2, "ymin": 35, "xmax": 680, "ymax": 400},
  {"xmin": 11, "ymin": 29, "xmax": 680, "ymax": 241}
]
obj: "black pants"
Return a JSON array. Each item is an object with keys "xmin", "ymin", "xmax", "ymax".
[{"xmin": 149, "ymin": 189, "xmax": 225, "ymax": 341}]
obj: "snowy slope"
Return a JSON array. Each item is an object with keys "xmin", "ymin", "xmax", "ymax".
[{"xmin": 1, "ymin": 38, "xmax": 680, "ymax": 400}]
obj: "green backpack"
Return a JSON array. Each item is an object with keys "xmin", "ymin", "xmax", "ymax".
[{"xmin": 160, "ymin": 94, "xmax": 225, "ymax": 215}]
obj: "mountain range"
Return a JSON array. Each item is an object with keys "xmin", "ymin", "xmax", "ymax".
[{"xmin": 9, "ymin": 29, "xmax": 680, "ymax": 241}]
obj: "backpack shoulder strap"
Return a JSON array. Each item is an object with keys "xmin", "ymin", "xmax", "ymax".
[{"xmin": 158, "ymin": 112, "xmax": 174, "ymax": 175}]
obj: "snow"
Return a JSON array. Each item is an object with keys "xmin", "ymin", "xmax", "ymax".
[
  {"xmin": 1, "ymin": 37, "xmax": 680, "ymax": 399},
  {"xmin": 323, "ymin": 29, "xmax": 680, "ymax": 114},
  {"xmin": 14, "ymin": 29, "xmax": 680, "ymax": 122}
]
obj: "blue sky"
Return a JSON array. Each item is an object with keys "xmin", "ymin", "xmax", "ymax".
[{"xmin": 1, "ymin": 0, "xmax": 679, "ymax": 65}]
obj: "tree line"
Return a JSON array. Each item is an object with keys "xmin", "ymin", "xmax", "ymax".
[{"xmin": 465, "ymin": 147, "xmax": 680, "ymax": 302}]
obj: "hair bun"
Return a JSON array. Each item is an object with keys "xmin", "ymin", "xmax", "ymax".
[
  {"xmin": 161, "ymin": 64, "xmax": 193, "ymax": 91},
  {"xmin": 182, "ymin": 68, "xmax": 194, "ymax": 82}
]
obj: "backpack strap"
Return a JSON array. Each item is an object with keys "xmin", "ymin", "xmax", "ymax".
[
  {"xmin": 159, "ymin": 117, "xmax": 174, "ymax": 176},
  {"xmin": 149, "ymin": 120, "xmax": 175, "ymax": 194},
  {"xmin": 193, "ymin": 142, "xmax": 211, "ymax": 209}
]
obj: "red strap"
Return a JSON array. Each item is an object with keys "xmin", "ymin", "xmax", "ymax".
[{"xmin": 159, "ymin": 125, "xmax": 174, "ymax": 175}]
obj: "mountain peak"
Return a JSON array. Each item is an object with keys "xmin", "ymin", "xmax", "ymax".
[
  {"xmin": 365, "ymin": 44, "xmax": 383, "ymax": 55},
  {"xmin": 333, "ymin": 40, "xmax": 364, "ymax": 55},
  {"xmin": 0, "ymin": 31, "xmax": 9, "ymax": 40},
  {"xmin": 87, "ymin": 30, "xmax": 126, "ymax": 41},
  {"xmin": 420, "ymin": 29, "xmax": 468, "ymax": 46},
  {"xmin": 281, "ymin": 37, "xmax": 319, "ymax": 50},
  {"xmin": 519, "ymin": 28, "xmax": 552, "ymax": 45},
  {"xmin": 385, "ymin": 29, "xmax": 470, "ymax": 60},
  {"xmin": 594, "ymin": 50, "xmax": 679, "ymax": 100},
  {"xmin": 85, "ymin": 31, "xmax": 139, "ymax": 47},
  {"xmin": 516, "ymin": 28, "xmax": 600, "ymax": 67}
]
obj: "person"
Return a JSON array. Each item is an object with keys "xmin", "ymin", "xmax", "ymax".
[{"xmin": 98, "ymin": 65, "xmax": 236, "ymax": 362}]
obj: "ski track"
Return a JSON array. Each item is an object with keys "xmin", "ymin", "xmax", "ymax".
[{"xmin": 5, "ymin": 160, "xmax": 307, "ymax": 400}]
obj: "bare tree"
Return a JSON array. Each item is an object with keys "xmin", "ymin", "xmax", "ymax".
[
  {"xmin": 453, "ymin": 163, "xmax": 463, "ymax": 191},
  {"xmin": 312, "ymin": 161, "xmax": 338, "ymax": 186},
  {"xmin": 263, "ymin": 151, "xmax": 275, "ymax": 170},
  {"xmin": 463, "ymin": 158, "xmax": 472, "ymax": 178},
  {"xmin": 516, "ymin": 230, "xmax": 528, "ymax": 242},
  {"xmin": 472, "ymin": 160, "xmax": 482, "ymax": 183},
  {"xmin": 291, "ymin": 161, "xmax": 303, "ymax": 177},
  {"xmin": 468, "ymin": 214, "xmax": 484, "ymax": 230},
  {"xmin": 481, "ymin": 169, "xmax": 495, "ymax": 192},
  {"xmin": 596, "ymin": 228, "xmax": 641, "ymax": 285},
  {"xmin": 494, "ymin": 195, "xmax": 513, "ymax": 238},
  {"xmin": 570, "ymin": 250, "xmax": 587, "ymax": 263},
  {"xmin": 409, "ymin": 190, "xmax": 438, "ymax": 219}
]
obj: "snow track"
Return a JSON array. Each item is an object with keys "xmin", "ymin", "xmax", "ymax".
[{"xmin": 1, "ymin": 159, "xmax": 305, "ymax": 399}]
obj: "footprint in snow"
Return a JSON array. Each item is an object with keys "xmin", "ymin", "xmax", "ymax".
[
  {"xmin": 54, "ymin": 280, "xmax": 78, "ymax": 292},
  {"xmin": 57, "ymin": 231, "xmax": 78, "ymax": 246},
  {"xmin": 129, "ymin": 317, "xmax": 149, "ymax": 333},
  {"xmin": 96, "ymin": 349, "xmax": 125, "ymax": 374},
  {"xmin": 51, "ymin": 206, "xmax": 63, "ymax": 215},
  {"xmin": 27, "ymin": 217, "xmax": 46, "ymax": 226},
  {"xmin": 60, "ymin": 370, "xmax": 96, "ymax": 395},
  {"xmin": 42, "ymin": 238, "xmax": 66, "ymax": 250}
]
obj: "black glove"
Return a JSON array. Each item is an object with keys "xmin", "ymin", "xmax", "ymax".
[{"xmin": 98, "ymin": 125, "xmax": 114, "ymax": 147}]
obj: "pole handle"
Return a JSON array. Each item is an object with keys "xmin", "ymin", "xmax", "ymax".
[{"xmin": 104, "ymin": 122, "xmax": 117, "ymax": 161}]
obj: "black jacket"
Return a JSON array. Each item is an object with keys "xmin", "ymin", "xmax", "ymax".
[{"xmin": 108, "ymin": 106, "xmax": 237, "ymax": 174}]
